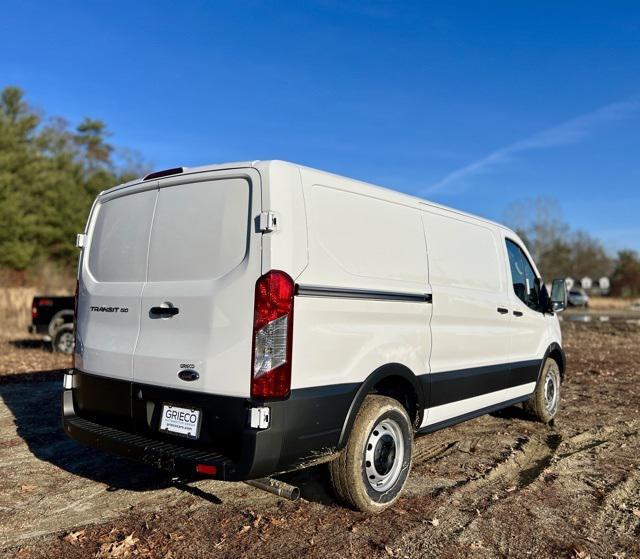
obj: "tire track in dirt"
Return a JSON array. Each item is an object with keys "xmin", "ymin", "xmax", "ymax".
[
  {"xmin": 391, "ymin": 432, "xmax": 562, "ymax": 557},
  {"xmin": 450, "ymin": 420, "xmax": 640, "ymax": 558}
]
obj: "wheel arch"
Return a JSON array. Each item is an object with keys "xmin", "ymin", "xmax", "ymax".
[
  {"xmin": 337, "ymin": 363, "xmax": 425, "ymax": 449},
  {"xmin": 541, "ymin": 342, "xmax": 566, "ymax": 382},
  {"xmin": 48, "ymin": 309, "xmax": 74, "ymax": 337}
]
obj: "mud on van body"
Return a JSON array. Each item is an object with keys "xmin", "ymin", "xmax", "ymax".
[{"xmin": 63, "ymin": 160, "xmax": 567, "ymax": 513}]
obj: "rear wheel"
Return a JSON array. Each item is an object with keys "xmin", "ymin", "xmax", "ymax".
[
  {"xmin": 329, "ymin": 395, "xmax": 413, "ymax": 513},
  {"xmin": 53, "ymin": 324, "xmax": 75, "ymax": 355},
  {"xmin": 524, "ymin": 357, "xmax": 561, "ymax": 423}
]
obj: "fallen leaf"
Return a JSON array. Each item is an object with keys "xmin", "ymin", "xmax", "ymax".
[
  {"xmin": 98, "ymin": 533, "xmax": 138, "ymax": 558},
  {"xmin": 429, "ymin": 518, "xmax": 440, "ymax": 527},
  {"xmin": 572, "ymin": 547, "xmax": 591, "ymax": 559},
  {"xmin": 506, "ymin": 485, "xmax": 517, "ymax": 493},
  {"xmin": 63, "ymin": 529, "xmax": 85, "ymax": 544},
  {"xmin": 239, "ymin": 525, "xmax": 251, "ymax": 534}
]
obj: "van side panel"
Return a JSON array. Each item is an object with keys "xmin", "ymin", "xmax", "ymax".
[
  {"xmin": 293, "ymin": 171, "xmax": 431, "ymax": 397},
  {"xmin": 422, "ymin": 211, "xmax": 510, "ymax": 373},
  {"xmin": 421, "ymin": 211, "xmax": 519, "ymax": 427}
]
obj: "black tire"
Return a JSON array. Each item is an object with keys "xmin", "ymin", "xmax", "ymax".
[
  {"xmin": 53, "ymin": 324, "xmax": 75, "ymax": 355},
  {"xmin": 329, "ymin": 395, "xmax": 413, "ymax": 513},
  {"xmin": 524, "ymin": 358, "xmax": 561, "ymax": 423}
]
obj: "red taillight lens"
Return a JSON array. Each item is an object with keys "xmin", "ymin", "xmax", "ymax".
[
  {"xmin": 251, "ymin": 270, "xmax": 294, "ymax": 400},
  {"xmin": 31, "ymin": 303, "xmax": 38, "ymax": 319}
]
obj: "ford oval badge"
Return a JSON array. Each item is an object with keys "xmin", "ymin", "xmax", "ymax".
[{"xmin": 178, "ymin": 369, "xmax": 199, "ymax": 382}]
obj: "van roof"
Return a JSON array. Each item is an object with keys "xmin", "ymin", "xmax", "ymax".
[{"xmin": 103, "ymin": 159, "xmax": 512, "ymax": 234}]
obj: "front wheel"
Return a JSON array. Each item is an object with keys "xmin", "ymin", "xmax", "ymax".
[
  {"xmin": 329, "ymin": 395, "xmax": 413, "ymax": 513},
  {"xmin": 524, "ymin": 357, "xmax": 561, "ymax": 423}
]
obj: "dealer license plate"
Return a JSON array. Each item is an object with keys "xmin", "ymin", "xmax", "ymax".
[{"xmin": 159, "ymin": 404, "xmax": 201, "ymax": 439}]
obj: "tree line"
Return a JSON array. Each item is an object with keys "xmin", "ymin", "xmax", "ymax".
[
  {"xmin": 0, "ymin": 86, "xmax": 146, "ymax": 281},
  {"xmin": 506, "ymin": 199, "xmax": 640, "ymax": 297}
]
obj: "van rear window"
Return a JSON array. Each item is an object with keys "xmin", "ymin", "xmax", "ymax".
[
  {"xmin": 88, "ymin": 189, "xmax": 157, "ymax": 282},
  {"xmin": 146, "ymin": 177, "xmax": 250, "ymax": 282}
]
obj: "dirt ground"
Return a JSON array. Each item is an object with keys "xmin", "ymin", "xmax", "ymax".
[{"xmin": 1, "ymin": 321, "xmax": 639, "ymax": 559}]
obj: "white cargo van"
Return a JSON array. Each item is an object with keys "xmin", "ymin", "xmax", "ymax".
[{"xmin": 63, "ymin": 161, "xmax": 567, "ymax": 513}]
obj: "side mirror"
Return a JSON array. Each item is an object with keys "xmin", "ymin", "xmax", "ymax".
[{"xmin": 550, "ymin": 278, "xmax": 567, "ymax": 313}]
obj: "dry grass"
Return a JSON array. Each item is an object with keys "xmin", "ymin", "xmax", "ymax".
[
  {"xmin": 587, "ymin": 296, "xmax": 640, "ymax": 310},
  {"xmin": 0, "ymin": 288, "xmax": 39, "ymax": 335},
  {"xmin": 0, "ymin": 263, "xmax": 75, "ymax": 335},
  {"xmin": 0, "ymin": 286, "xmax": 73, "ymax": 336}
]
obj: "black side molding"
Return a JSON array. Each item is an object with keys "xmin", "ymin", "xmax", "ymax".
[{"xmin": 296, "ymin": 284, "xmax": 432, "ymax": 303}]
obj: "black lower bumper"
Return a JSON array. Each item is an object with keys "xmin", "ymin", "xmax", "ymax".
[
  {"xmin": 63, "ymin": 411, "xmax": 235, "ymax": 479},
  {"xmin": 62, "ymin": 370, "xmax": 356, "ymax": 481},
  {"xmin": 62, "ymin": 381, "xmax": 280, "ymax": 481}
]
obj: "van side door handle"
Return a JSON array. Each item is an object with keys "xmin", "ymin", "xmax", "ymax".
[
  {"xmin": 513, "ymin": 310, "xmax": 523, "ymax": 317},
  {"xmin": 150, "ymin": 306, "xmax": 179, "ymax": 317},
  {"xmin": 497, "ymin": 307, "xmax": 509, "ymax": 315}
]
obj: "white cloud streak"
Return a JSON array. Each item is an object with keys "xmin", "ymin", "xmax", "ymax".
[{"xmin": 425, "ymin": 99, "xmax": 639, "ymax": 195}]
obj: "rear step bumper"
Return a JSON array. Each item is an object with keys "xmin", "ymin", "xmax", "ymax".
[
  {"xmin": 61, "ymin": 381, "xmax": 279, "ymax": 481},
  {"xmin": 63, "ymin": 413, "xmax": 235, "ymax": 480}
]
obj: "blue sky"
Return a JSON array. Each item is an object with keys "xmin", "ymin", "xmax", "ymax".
[{"xmin": 2, "ymin": 1, "xmax": 639, "ymax": 251}]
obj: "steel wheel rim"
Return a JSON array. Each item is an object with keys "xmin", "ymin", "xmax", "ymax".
[
  {"xmin": 364, "ymin": 418, "xmax": 404, "ymax": 493},
  {"xmin": 57, "ymin": 332, "xmax": 74, "ymax": 354},
  {"xmin": 544, "ymin": 368, "xmax": 559, "ymax": 414}
]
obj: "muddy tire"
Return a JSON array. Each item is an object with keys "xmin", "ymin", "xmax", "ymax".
[
  {"xmin": 53, "ymin": 324, "xmax": 75, "ymax": 355},
  {"xmin": 329, "ymin": 395, "xmax": 413, "ymax": 513},
  {"xmin": 524, "ymin": 357, "xmax": 561, "ymax": 423}
]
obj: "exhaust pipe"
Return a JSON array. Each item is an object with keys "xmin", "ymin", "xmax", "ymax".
[{"xmin": 245, "ymin": 478, "xmax": 300, "ymax": 501}]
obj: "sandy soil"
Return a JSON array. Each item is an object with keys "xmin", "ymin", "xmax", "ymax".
[{"xmin": 1, "ymin": 322, "xmax": 639, "ymax": 559}]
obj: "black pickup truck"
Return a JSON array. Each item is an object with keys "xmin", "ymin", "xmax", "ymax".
[{"xmin": 29, "ymin": 295, "xmax": 75, "ymax": 354}]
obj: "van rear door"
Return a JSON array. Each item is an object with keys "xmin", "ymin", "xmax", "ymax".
[
  {"xmin": 77, "ymin": 183, "xmax": 158, "ymax": 380},
  {"xmin": 132, "ymin": 169, "xmax": 261, "ymax": 397}
]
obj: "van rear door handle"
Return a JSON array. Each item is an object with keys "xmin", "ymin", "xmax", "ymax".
[
  {"xmin": 497, "ymin": 307, "xmax": 509, "ymax": 315},
  {"xmin": 150, "ymin": 306, "xmax": 179, "ymax": 316}
]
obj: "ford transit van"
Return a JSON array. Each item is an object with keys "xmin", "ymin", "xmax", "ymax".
[{"xmin": 63, "ymin": 161, "xmax": 567, "ymax": 513}]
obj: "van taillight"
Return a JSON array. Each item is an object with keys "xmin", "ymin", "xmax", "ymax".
[
  {"xmin": 251, "ymin": 270, "xmax": 294, "ymax": 400},
  {"xmin": 31, "ymin": 302, "xmax": 38, "ymax": 319}
]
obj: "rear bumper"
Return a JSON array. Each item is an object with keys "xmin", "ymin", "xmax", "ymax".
[
  {"xmin": 62, "ymin": 382, "xmax": 282, "ymax": 481},
  {"xmin": 63, "ymin": 408, "xmax": 235, "ymax": 479},
  {"xmin": 62, "ymin": 370, "xmax": 354, "ymax": 480}
]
